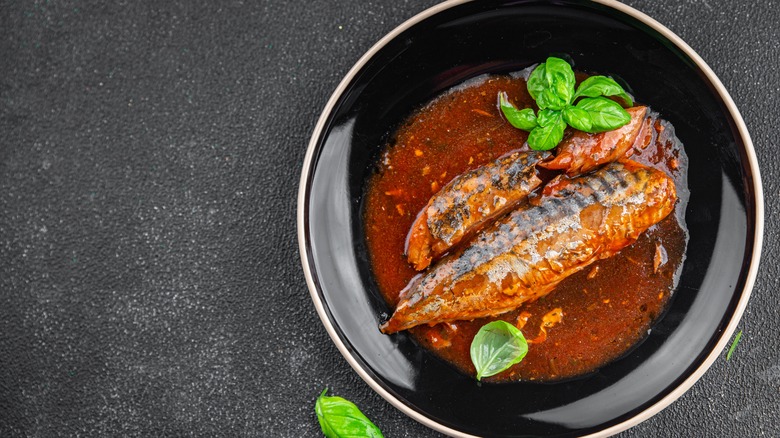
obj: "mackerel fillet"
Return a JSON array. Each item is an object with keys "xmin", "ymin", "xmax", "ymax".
[
  {"xmin": 406, "ymin": 150, "xmax": 551, "ymax": 271},
  {"xmin": 382, "ymin": 162, "xmax": 676, "ymax": 334}
]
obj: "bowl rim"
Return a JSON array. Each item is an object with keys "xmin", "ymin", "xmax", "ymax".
[{"xmin": 296, "ymin": 0, "xmax": 765, "ymax": 436}]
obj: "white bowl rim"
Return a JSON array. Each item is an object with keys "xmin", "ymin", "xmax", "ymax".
[{"xmin": 296, "ymin": 1, "xmax": 765, "ymax": 436}]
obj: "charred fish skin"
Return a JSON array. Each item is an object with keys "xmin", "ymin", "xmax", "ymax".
[
  {"xmin": 382, "ymin": 162, "xmax": 676, "ymax": 334},
  {"xmin": 406, "ymin": 150, "xmax": 551, "ymax": 271},
  {"xmin": 541, "ymin": 106, "xmax": 648, "ymax": 176}
]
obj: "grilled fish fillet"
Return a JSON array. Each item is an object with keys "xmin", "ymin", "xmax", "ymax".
[
  {"xmin": 541, "ymin": 106, "xmax": 647, "ymax": 176},
  {"xmin": 382, "ymin": 161, "xmax": 676, "ymax": 334},
  {"xmin": 406, "ymin": 150, "xmax": 551, "ymax": 271}
]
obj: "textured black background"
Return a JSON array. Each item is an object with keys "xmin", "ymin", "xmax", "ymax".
[{"xmin": 0, "ymin": 0, "xmax": 777, "ymax": 436}]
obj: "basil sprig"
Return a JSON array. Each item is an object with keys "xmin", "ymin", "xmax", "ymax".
[
  {"xmin": 499, "ymin": 56, "xmax": 634, "ymax": 150},
  {"xmin": 315, "ymin": 389, "xmax": 384, "ymax": 438},
  {"xmin": 470, "ymin": 320, "xmax": 529, "ymax": 381}
]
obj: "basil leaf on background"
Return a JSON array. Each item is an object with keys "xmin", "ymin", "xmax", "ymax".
[
  {"xmin": 470, "ymin": 320, "xmax": 529, "ymax": 380},
  {"xmin": 315, "ymin": 389, "xmax": 384, "ymax": 438},
  {"xmin": 499, "ymin": 92, "xmax": 538, "ymax": 131},
  {"xmin": 726, "ymin": 330, "xmax": 743, "ymax": 361},
  {"xmin": 562, "ymin": 106, "xmax": 593, "ymax": 132},
  {"xmin": 575, "ymin": 97, "xmax": 631, "ymax": 132}
]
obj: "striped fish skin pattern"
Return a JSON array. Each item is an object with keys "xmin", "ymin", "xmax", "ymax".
[
  {"xmin": 406, "ymin": 150, "xmax": 551, "ymax": 271},
  {"xmin": 382, "ymin": 162, "xmax": 676, "ymax": 334}
]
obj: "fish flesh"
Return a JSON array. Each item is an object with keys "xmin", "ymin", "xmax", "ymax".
[
  {"xmin": 385, "ymin": 161, "xmax": 675, "ymax": 333},
  {"xmin": 382, "ymin": 161, "xmax": 676, "ymax": 334},
  {"xmin": 406, "ymin": 150, "xmax": 551, "ymax": 271},
  {"xmin": 541, "ymin": 106, "xmax": 647, "ymax": 175}
]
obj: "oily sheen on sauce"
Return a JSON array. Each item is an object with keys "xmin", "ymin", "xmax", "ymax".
[{"xmin": 364, "ymin": 74, "xmax": 689, "ymax": 382}]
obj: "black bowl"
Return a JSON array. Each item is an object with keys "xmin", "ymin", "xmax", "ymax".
[{"xmin": 297, "ymin": 0, "xmax": 763, "ymax": 436}]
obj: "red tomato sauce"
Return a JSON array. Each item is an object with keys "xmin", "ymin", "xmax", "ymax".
[{"xmin": 363, "ymin": 74, "xmax": 688, "ymax": 381}]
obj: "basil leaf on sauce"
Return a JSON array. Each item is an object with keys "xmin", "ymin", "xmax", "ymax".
[
  {"xmin": 573, "ymin": 75, "xmax": 634, "ymax": 107},
  {"xmin": 470, "ymin": 320, "xmax": 529, "ymax": 380},
  {"xmin": 315, "ymin": 389, "xmax": 384, "ymax": 438},
  {"xmin": 575, "ymin": 97, "xmax": 631, "ymax": 132},
  {"xmin": 528, "ymin": 111, "xmax": 566, "ymax": 151},
  {"xmin": 499, "ymin": 92, "xmax": 538, "ymax": 131}
]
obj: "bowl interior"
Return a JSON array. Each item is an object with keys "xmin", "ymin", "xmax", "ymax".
[{"xmin": 301, "ymin": 0, "xmax": 759, "ymax": 436}]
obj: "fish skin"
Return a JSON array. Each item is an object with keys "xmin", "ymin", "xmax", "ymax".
[
  {"xmin": 382, "ymin": 162, "xmax": 676, "ymax": 334},
  {"xmin": 541, "ymin": 106, "xmax": 647, "ymax": 176},
  {"xmin": 406, "ymin": 150, "xmax": 551, "ymax": 271}
]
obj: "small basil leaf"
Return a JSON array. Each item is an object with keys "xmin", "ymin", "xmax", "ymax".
[
  {"xmin": 315, "ymin": 389, "xmax": 384, "ymax": 438},
  {"xmin": 498, "ymin": 92, "xmax": 537, "ymax": 131},
  {"xmin": 526, "ymin": 62, "xmax": 548, "ymax": 102},
  {"xmin": 536, "ymin": 108, "xmax": 561, "ymax": 127},
  {"xmin": 726, "ymin": 330, "xmax": 743, "ymax": 361},
  {"xmin": 575, "ymin": 97, "xmax": 631, "ymax": 132},
  {"xmin": 537, "ymin": 88, "xmax": 567, "ymax": 111},
  {"xmin": 470, "ymin": 320, "xmax": 529, "ymax": 380},
  {"xmin": 562, "ymin": 106, "xmax": 593, "ymax": 132},
  {"xmin": 543, "ymin": 56, "xmax": 576, "ymax": 105},
  {"xmin": 528, "ymin": 116, "xmax": 566, "ymax": 150},
  {"xmin": 573, "ymin": 75, "xmax": 633, "ymax": 107},
  {"xmin": 506, "ymin": 108, "xmax": 537, "ymax": 131}
]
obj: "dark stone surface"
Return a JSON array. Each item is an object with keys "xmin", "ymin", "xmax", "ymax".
[{"xmin": 0, "ymin": 0, "xmax": 776, "ymax": 436}]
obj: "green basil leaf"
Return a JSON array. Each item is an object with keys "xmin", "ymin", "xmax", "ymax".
[
  {"xmin": 573, "ymin": 75, "xmax": 633, "ymax": 107},
  {"xmin": 536, "ymin": 108, "xmax": 560, "ymax": 127},
  {"xmin": 512, "ymin": 108, "xmax": 538, "ymax": 131},
  {"xmin": 315, "ymin": 389, "xmax": 384, "ymax": 438},
  {"xmin": 726, "ymin": 330, "xmax": 743, "ymax": 361},
  {"xmin": 526, "ymin": 62, "xmax": 548, "ymax": 102},
  {"xmin": 470, "ymin": 321, "xmax": 529, "ymax": 380},
  {"xmin": 536, "ymin": 88, "xmax": 567, "ymax": 111},
  {"xmin": 575, "ymin": 97, "xmax": 631, "ymax": 132},
  {"xmin": 498, "ymin": 92, "xmax": 537, "ymax": 131},
  {"xmin": 543, "ymin": 56, "xmax": 576, "ymax": 105},
  {"xmin": 529, "ymin": 110, "xmax": 566, "ymax": 150},
  {"xmin": 562, "ymin": 105, "xmax": 593, "ymax": 132},
  {"xmin": 527, "ymin": 115, "xmax": 566, "ymax": 150}
]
